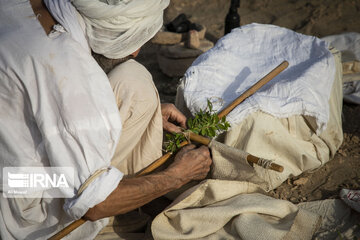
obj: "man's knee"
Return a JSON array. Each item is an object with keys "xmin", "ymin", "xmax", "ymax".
[{"xmin": 107, "ymin": 59, "xmax": 159, "ymax": 123}]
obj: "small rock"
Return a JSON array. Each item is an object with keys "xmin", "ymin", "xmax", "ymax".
[
  {"xmin": 344, "ymin": 133, "xmax": 351, "ymax": 142},
  {"xmin": 197, "ymin": 26, "xmax": 207, "ymax": 39},
  {"xmin": 294, "ymin": 177, "xmax": 309, "ymax": 186},
  {"xmin": 290, "ymin": 197, "xmax": 297, "ymax": 202},
  {"xmin": 151, "ymin": 25, "xmax": 206, "ymax": 45},
  {"xmin": 159, "ymin": 39, "xmax": 214, "ymax": 58},
  {"xmin": 352, "ymin": 135, "xmax": 359, "ymax": 144},
  {"xmin": 186, "ymin": 30, "xmax": 200, "ymax": 49},
  {"xmin": 196, "ymin": 39, "xmax": 214, "ymax": 52},
  {"xmin": 338, "ymin": 149, "xmax": 347, "ymax": 157}
]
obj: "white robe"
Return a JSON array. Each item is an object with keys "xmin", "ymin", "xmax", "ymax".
[{"xmin": 0, "ymin": 0, "xmax": 123, "ymax": 239}]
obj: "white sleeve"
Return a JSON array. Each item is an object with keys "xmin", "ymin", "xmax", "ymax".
[
  {"xmin": 28, "ymin": 50, "xmax": 123, "ymax": 219},
  {"xmin": 64, "ymin": 166, "xmax": 123, "ymax": 219}
]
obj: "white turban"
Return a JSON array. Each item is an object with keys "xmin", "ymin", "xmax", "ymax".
[{"xmin": 71, "ymin": 0, "xmax": 169, "ymax": 59}]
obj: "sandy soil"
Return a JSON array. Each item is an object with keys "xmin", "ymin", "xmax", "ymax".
[{"xmin": 134, "ymin": 0, "xmax": 360, "ymax": 205}]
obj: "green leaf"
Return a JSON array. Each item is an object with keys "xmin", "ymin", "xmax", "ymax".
[
  {"xmin": 164, "ymin": 98, "xmax": 231, "ymax": 153},
  {"xmin": 187, "ymin": 118, "xmax": 193, "ymax": 128},
  {"xmin": 209, "ymin": 127, "xmax": 216, "ymax": 137}
]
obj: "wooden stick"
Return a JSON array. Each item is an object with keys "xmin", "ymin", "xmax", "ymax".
[
  {"xmin": 136, "ymin": 141, "xmax": 189, "ymax": 176},
  {"xmin": 218, "ymin": 61, "xmax": 289, "ymax": 118},
  {"xmin": 188, "ymin": 132, "xmax": 211, "ymax": 145},
  {"xmin": 48, "ymin": 219, "xmax": 86, "ymax": 240},
  {"xmin": 187, "ymin": 132, "xmax": 283, "ymax": 172},
  {"xmin": 247, "ymin": 154, "xmax": 284, "ymax": 172},
  {"xmin": 48, "ymin": 61, "xmax": 288, "ymax": 240}
]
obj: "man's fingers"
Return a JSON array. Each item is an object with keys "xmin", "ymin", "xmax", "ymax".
[
  {"xmin": 167, "ymin": 145, "xmax": 213, "ymax": 182},
  {"xmin": 181, "ymin": 144, "xmax": 196, "ymax": 151},
  {"xmin": 163, "ymin": 121, "xmax": 182, "ymax": 133},
  {"xmin": 198, "ymin": 145, "xmax": 211, "ymax": 157},
  {"xmin": 172, "ymin": 110, "xmax": 187, "ymax": 129},
  {"xmin": 161, "ymin": 103, "xmax": 187, "ymax": 131},
  {"xmin": 175, "ymin": 145, "xmax": 195, "ymax": 158}
]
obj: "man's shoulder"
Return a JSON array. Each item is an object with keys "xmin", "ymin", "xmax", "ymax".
[
  {"xmin": 111, "ymin": 59, "xmax": 152, "ymax": 80},
  {"xmin": 120, "ymin": 59, "xmax": 149, "ymax": 72}
]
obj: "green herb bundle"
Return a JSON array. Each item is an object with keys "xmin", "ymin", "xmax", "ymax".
[{"xmin": 165, "ymin": 100, "xmax": 231, "ymax": 153}]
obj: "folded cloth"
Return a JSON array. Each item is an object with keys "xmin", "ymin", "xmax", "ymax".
[
  {"xmin": 152, "ymin": 180, "xmax": 321, "ymax": 240},
  {"xmin": 322, "ymin": 32, "xmax": 360, "ymax": 104},
  {"xmin": 183, "ymin": 23, "xmax": 335, "ymax": 134},
  {"xmin": 71, "ymin": 0, "xmax": 170, "ymax": 59}
]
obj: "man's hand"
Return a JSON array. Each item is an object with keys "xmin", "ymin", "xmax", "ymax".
[
  {"xmin": 165, "ymin": 144, "xmax": 212, "ymax": 184},
  {"xmin": 161, "ymin": 103, "xmax": 187, "ymax": 133},
  {"xmin": 84, "ymin": 144, "xmax": 211, "ymax": 221}
]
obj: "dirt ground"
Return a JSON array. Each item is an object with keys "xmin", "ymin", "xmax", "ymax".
[{"xmin": 134, "ymin": 0, "xmax": 360, "ymax": 206}]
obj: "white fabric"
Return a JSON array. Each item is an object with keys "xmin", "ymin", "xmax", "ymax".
[
  {"xmin": 322, "ymin": 32, "xmax": 360, "ymax": 104},
  {"xmin": 184, "ymin": 23, "xmax": 335, "ymax": 134},
  {"xmin": 44, "ymin": 0, "xmax": 90, "ymax": 52},
  {"xmin": 322, "ymin": 32, "xmax": 360, "ymax": 62},
  {"xmin": 340, "ymin": 189, "xmax": 360, "ymax": 213},
  {"xmin": 71, "ymin": 0, "xmax": 170, "ymax": 59},
  {"xmin": 0, "ymin": 0, "xmax": 123, "ymax": 239},
  {"xmin": 177, "ymin": 48, "xmax": 343, "ymax": 191},
  {"xmin": 64, "ymin": 167, "xmax": 123, "ymax": 219},
  {"xmin": 299, "ymin": 199, "xmax": 360, "ymax": 239}
]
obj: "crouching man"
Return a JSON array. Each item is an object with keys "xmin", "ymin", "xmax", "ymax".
[{"xmin": 0, "ymin": 0, "xmax": 211, "ymax": 239}]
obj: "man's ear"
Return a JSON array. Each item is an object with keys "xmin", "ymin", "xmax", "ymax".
[{"xmin": 130, "ymin": 48, "xmax": 141, "ymax": 58}]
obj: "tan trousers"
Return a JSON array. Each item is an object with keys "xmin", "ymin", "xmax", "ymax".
[{"xmin": 107, "ymin": 59, "xmax": 163, "ymax": 175}]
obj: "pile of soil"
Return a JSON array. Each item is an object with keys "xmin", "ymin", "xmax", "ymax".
[{"xmin": 135, "ymin": 0, "xmax": 360, "ymax": 205}]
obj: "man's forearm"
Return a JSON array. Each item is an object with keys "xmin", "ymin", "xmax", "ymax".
[
  {"xmin": 84, "ymin": 170, "xmax": 186, "ymax": 221},
  {"xmin": 84, "ymin": 145, "xmax": 211, "ymax": 221}
]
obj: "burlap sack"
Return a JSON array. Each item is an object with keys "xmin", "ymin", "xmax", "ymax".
[{"xmin": 152, "ymin": 180, "xmax": 321, "ymax": 240}]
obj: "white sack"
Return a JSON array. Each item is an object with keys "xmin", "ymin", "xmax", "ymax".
[{"xmin": 183, "ymin": 23, "xmax": 336, "ymax": 134}]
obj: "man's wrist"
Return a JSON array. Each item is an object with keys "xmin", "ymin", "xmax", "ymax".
[{"xmin": 161, "ymin": 168, "xmax": 189, "ymax": 189}]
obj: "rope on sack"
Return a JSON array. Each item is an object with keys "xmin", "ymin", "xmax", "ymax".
[{"xmin": 256, "ymin": 158, "xmax": 274, "ymax": 169}]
